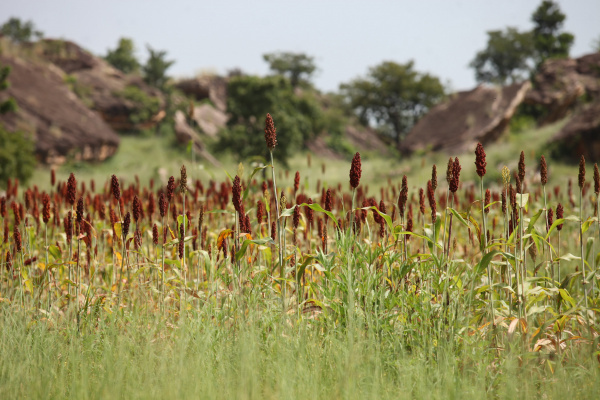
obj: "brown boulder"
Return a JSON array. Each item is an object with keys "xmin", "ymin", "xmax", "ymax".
[
  {"xmin": 0, "ymin": 55, "xmax": 120, "ymax": 164},
  {"xmin": 551, "ymin": 100, "xmax": 600, "ymax": 160},
  {"xmin": 38, "ymin": 39, "xmax": 165, "ymax": 131},
  {"xmin": 173, "ymin": 110, "xmax": 221, "ymax": 168},
  {"xmin": 525, "ymin": 52, "xmax": 600, "ymax": 123},
  {"xmin": 191, "ymin": 104, "xmax": 227, "ymax": 137},
  {"xmin": 344, "ymin": 125, "xmax": 389, "ymax": 154},
  {"xmin": 175, "ymin": 75, "xmax": 228, "ymax": 112},
  {"xmin": 401, "ymin": 82, "xmax": 531, "ymax": 154}
]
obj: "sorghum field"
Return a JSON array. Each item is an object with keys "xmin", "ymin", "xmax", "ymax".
[{"xmin": 1, "ymin": 115, "xmax": 599, "ymax": 399}]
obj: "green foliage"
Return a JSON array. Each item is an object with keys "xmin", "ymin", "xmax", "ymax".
[
  {"xmin": 340, "ymin": 60, "xmax": 445, "ymax": 145},
  {"xmin": 0, "ymin": 62, "xmax": 17, "ymax": 114},
  {"xmin": 216, "ymin": 75, "xmax": 331, "ymax": 165},
  {"xmin": 0, "ymin": 126, "xmax": 36, "ymax": 187},
  {"xmin": 471, "ymin": 1, "xmax": 574, "ymax": 84},
  {"xmin": 63, "ymin": 74, "xmax": 94, "ymax": 107},
  {"xmin": 115, "ymin": 85, "xmax": 160, "ymax": 126},
  {"xmin": 531, "ymin": 0, "xmax": 574, "ymax": 65},
  {"xmin": 0, "ymin": 60, "xmax": 34, "ymax": 187},
  {"xmin": 0, "ymin": 17, "xmax": 43, "ymax": 43},
  {"xmin": 263, "ymin": 52, "xmax": 317, "ymax": 87},
  {"xmin": 105, "ymin": 37, "xmax": 140, "ymax": 74},
  {"xmin": 470, "ymin": 28, "xmax": 534, "ymax": 85},
  {"xmin": 143, "ymin": 45, "xmax": 174, "ymax": 91}
]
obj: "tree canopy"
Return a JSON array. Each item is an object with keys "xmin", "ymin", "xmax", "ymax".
[
  {"xmin": 470, "ymin": 1, "xmax": 574, "ymax": 85},
  {"xmin": 340, "ymin": 60, "xmax": 445, "ymax": 145},
  {"xmin": 216, "ymin": 74, "xmax": 341, "ymax": 165},
  {"xmin": 105, "ymin": 38, "xmax": 140, "ymax": 74},
  {"xmin": 0, "ymin": 17, "xmax": 43, "ymax": 43},
  {"xmin": 469, "ymin": 28, "xmax": 534, "ymax": 85},
  {"xmin": 263, "ymin": 52, "xmax": 317, "ymax": 87},
  {"xmin": 531, "ymin": 0, "xmax": 574, "ymax": 65},
  {"xmin": 143, "ymin": 46, "xmax": 174, "ymax": 91},
  {"xmin": 0, "ymin": 61, "xmax": 35, "ymax": 187}
]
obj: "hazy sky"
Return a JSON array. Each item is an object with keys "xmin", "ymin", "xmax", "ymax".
[{"xmin": 2, "ymin": 0, "xmax": 599, "ymax": 92}]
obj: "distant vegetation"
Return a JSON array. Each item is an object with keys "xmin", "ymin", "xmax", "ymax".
[{"xmin": 470, "ymin": 0, "xmax": 574, "ymax": 85}]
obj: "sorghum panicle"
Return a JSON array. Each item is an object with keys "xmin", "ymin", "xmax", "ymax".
[
  {"xmin": 349, "ymin": 152, "xmax": 362, "ymax": 189},
  {"xmin": 159, "ymin": 192, "xmax": 167, "ymax": 218},
  {"xmin": 475, "ymin": 143, "xmax": 486, "ymax": 178},
  {"xmin": 166, "ymin": 176, "xmax": 175, "ymax": 203},
  {"xmin": 594, "ymin": 163, "xmax": 600, "ymax": 195},
  {"xmin": 518, "ymin": 151, "xmax": 525, "ymax": 183},
  {"xmin": 264, "ymin": 113, "xmax": 277, "ymax": 150},
  {"xmin": 123, "ymin": 212, "xmax": 131, "ymax": 239},
  {"xmin": 540, "ymin": 155, "xmax": 548, "ymax": 186},
  {"xmin": 67, "ymin": 173, "xmax": 77, "ymax": 206},
  {"xmin": 556, "ymin": 203, "xmax": 564, "ymax": 231},
  {"xmin": 111, "ymin": 174, "xmax": 121, "ymax": 203},
  {"xmin": 42, "ymin": 193, "xmax": 51, "ymax": 224},
  {"xmin": 578, "ymin": 155, "xmax": 586, "ymax": 189},
  {"xmin": 449, "ymin": 158, "xmax": 461, "ymax": 193}
]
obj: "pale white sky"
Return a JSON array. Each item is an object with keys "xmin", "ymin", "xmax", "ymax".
[{"xmin": 2, "ymin": 0, "xmax": 599, "ymax": 92}]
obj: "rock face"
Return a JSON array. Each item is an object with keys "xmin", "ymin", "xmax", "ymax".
[
  {"xmin": 173, "ymin": 110, "xmax": 221, "ymax": 168},
  {"xmin": 175, "ymin": 75, "xmax": 228, "ymax": 112},
  {"xmin": 401, "ymin": 82, "xmax": 531, "ymax": 154},
  {"xmin": 0, "ymin": 55, "xmax": 120, "ymax": 164},
  {"xmin": 344, "ymin": 125, "xmax": 389, "ymax": 154},
  {"xmin": 526, "ymin": 52, "xmax": 600, "ymax": 123},
  {"xmin": 552, "ymin": 101, "xmax": 600, "ymax": 160},
  {"xmin": 190, "ymin": 104, "xmax": 227, "ymax": 138},
  {"xmin": 38, "ymin": 39, "xmax": 165, "ymax": 131}
]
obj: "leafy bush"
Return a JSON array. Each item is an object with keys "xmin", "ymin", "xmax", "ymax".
[
  {"xmin": 116, "ymin": 85, "xmax": 160, "ymax": 126},
  {"xmin": 0, "ymin": 126, "xmax": 35, "ymax": 187}
]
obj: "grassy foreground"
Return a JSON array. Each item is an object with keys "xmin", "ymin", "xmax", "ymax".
[
  {"xmin": 1, "ymin": 119, "xmax": 599, "ymax": 399},
  {"xmin": 1, "ymin": 303, "xmax": 598, "ymax": 399}
]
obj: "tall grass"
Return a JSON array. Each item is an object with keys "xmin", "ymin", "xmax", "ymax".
[{"xmin": 0, "ymin": 116, "xmax": 598, "ymax": 398}]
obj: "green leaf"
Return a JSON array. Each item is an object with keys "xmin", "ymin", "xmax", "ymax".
[
  {"xmin": 582, "ymin": 217, "xmax": 595, "ymax": 234},
  {"xmin": 296, "ymin": 256, "xmax": 316, "ymax": 285},
  {"xmin": 235, "ymin": 237, "xmax": 275, "ymax": 262},
  {"xmin": 526, "ymin": 208, "xmax": 544, "ymax": 234},
  {"xmin": 545, "ymin": 218, "xmax": 565, "ymax": 239},
  {"xmin": 559, "ymin": 288, "xmax": 576, "ymax": 308},
  {"xmin": 295, "ymin": 202, "xmax": 338, "ymax": 227},
  {"xmin": 448, "ymin": 208, "xmax": 470, "ymax": 229},
  {"xmin": 48, "ymin": 245, "xmax": 62, "ymax": 261},
  {"xmin": 177, "ymin": 214, "xmax": 189, "ymax": 231}
]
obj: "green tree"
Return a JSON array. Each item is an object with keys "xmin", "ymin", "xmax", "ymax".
[
  {"xmin": 143, "ymin": 45, "xmax": 174, "ymax": 91},
  {"xmin": 340, "ymin": 60, "xmax": 445, "ymax": 145},
  {"xmin": 469, "ymin": 28, "xmax": 534, "ymax": 85},
  {"xmin": 263, "ymin": 52, "xmax": 317, "ymax": 87},
  {"xmin": 470, "ymin": 1, "xmax": 574, "ymax": 84},
  {"xmin": 0, "ymin": 61, "xmax": 35, "ymax": 187},
  {"xmin": 0, "ymin": 17, "xmax": 43, "ymax": 43},
  {"xmin": 105, "ymin": 38, "xmax": 140, "ymax": 74},
  {"xmin": 531, "ymin": 0, "xmax": 574, "ymax": 65},
  {"xmin": 216, "ymin": 75, "xmax": 327, "ymax": 165},
  {"xmin": 0, "ymin": 62, "xmax": 17, "ymax": 114}
]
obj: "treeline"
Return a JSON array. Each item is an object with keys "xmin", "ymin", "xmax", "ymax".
[{"xmin": 0, "ymin": 1, "xmax": 593, "ymax": 181}]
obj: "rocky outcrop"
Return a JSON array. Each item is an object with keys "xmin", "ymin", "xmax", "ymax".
[
  {"xmin": 190, "ymin": 103, "xmax": 227, "ymax": 138},
  {"xmin": 401, "ymin": 81, "xmax": 531, "ymax": 154},
  {"xmin": 38, "ymin": 39, "xmax": 165, "ymax": 131},
  {"xmin": 0, "ymin": 55, "xmax": 120, "ymax": 164},
  {"xmin": 344, "ymin": 125, "xmax": 389, "ymax": 154},
  {"xmin": 175, "ymin": 75, "xmax": 228, "ymax": 112},
  {"xmin": 173, "ymin": 110, "xmax": 221, "ymax": 168},
  {"xmin": 525, "ymin": 52, "xmax": 600, "ymax": 123},
  {"xmin": 551, "ymin": 100, "xmax": 600, "ymax": 160}
]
